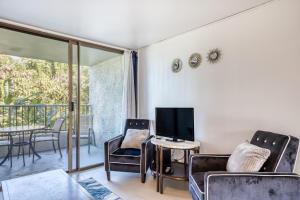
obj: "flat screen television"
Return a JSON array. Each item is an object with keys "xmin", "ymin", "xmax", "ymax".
[{"xmin": 155, "ymin": 107, "xmax": 194, "ymax": 141}]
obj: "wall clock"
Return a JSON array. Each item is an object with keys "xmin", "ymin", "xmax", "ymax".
[
  {"xmin": 188, "ymin": 53, "xmax": 202, "ymax": 68},
  {"xmin": 207, "ymin": 49, "xmax": 221, "ymax": 64},
  {"xmin": 171, "ymin": 58, "xmax": 182, "ymax": 73}
]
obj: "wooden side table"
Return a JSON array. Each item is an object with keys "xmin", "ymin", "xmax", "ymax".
[{"xmin": 151, "ymin": 138, "xmax": 200, "ymax": 194}]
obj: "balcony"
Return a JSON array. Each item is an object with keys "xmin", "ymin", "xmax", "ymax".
[{"xmin": 0, "ymin": 104, "xmax": 104, "ymax": 181}]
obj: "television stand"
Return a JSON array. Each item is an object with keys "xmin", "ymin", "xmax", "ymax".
[{"xmin": 150, "ymin": 138, "xmax": 200, "ymax": 194}]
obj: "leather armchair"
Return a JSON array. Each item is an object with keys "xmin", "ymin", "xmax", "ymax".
[
  {"xmin": 104, "ymin": 119, "xmax": 154, "ymax": 183},
  {"xmin": 189, "ymin": 130, "xmax": 300, "ymax": 200}
]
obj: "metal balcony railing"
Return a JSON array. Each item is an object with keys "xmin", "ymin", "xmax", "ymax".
[{"xmin": 0, "ymin": 104, "xmax": 91, "ymax": 130}]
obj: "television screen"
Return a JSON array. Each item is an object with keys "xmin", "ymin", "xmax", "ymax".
[{"xmin": 155, "ymin": 108, "xmax": 194, "ymax": 141}]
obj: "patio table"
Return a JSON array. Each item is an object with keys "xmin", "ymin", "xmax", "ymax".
[{"xmin": 0, "ymin": 125, "xmax": 45, "ymax": 166}]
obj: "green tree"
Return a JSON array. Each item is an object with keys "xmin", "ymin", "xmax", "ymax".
[{"xmin": 0, "ymin": 54, "xmax": 84, "ymax": 105}]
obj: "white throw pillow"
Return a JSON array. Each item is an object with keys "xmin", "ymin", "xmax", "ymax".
[
  {"xmin": 226, "ymin": 142, "xmax": 271, "ymax": 172},
  {"xmin": 120, "ymin": 129, "xmax": 150, "ymax": 149}
]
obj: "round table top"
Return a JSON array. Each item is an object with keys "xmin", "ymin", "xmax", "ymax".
[
  {"xmin": 151, "ymin": 137, "xmax": 200, "ymax": 150},
  {"xmin": 0, "ymin": 125, "xmax": 46, "ymax": 133}
]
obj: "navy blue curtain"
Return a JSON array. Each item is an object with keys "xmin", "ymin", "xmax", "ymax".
[{"xmin": 132, "ymin": 51, "xmax": 138, "ymax": 118}]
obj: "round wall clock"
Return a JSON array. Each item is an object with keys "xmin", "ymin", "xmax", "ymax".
[
  {"xmin": 207, "ymin": 49, "xmax": 221, "ymax": 64},
  {"xmin": 171, "ymin": 58, "xmax": 182, "ymax": 73},
  {"xmin": 188, "ymin": 53, "xmax": 202, "ymax": 68}
]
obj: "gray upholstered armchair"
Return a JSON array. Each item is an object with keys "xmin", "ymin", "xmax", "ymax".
[
  {"xmin": 104, "ymin": 119, "xmax": 154, "ymax": 183},
  {"xmin": 189, "ymin": 130, "xmax": 300, "ymax": 200}
]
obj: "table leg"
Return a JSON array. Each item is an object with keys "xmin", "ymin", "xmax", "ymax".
[
  {"xmin": 29, "ymin": 131, "xmax": 41, "ymax": 162},
  {"xmin": 156, "ymin": 145, "xmax": 159, "ymax": 192},
  {"xmin": 159, "ymin": 146, "xmax": 164, "ymax": 194},
  {"xmin": 0, "ymin": 134, "xmax": 15, "ymax": 167},
  {"xmin": 22, "ymin": 131, "xmax": 25, "ymax": 166},
  {"xmin": 0, "ymin": 139, "xmax": 12, "ymax": 166},
  {"xmin": 194, "ymin": 146, "xmax": 200, "ymax": 154},
  {"xmin": 187, "ymin": 150, "xmax": 191, "ymax": 180},
  {"xmin": 9, "ymin": 136, "xmax": 12, "ymax": 167},
  {"xmin": 184, "ymin": 150, "xmax": 187, "ymax": 179}
]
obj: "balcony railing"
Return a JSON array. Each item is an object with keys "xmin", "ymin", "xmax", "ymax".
[{"xmin": 0, "ymin": 104, "xmax": 91, "ymax": 130}]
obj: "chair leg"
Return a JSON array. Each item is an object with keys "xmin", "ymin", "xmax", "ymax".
[
  {"xmin": 8, "ymin": 143, "xmax": 13, "ymax": 168},
  {"xmin": 92, "ymin": 132, "xmax": 96, "ymax": 146},
  {"xmin": 88, "ymin": 139, "xmax": 91, "ymax": 154},
  {"xmin": 22, "ymin": 132, "xmax": 25, "ymax": 166},
  {"xmin": 106, "ymin": 171, "xmax": 111, "ymax": 181},
  {"xmin": 17, "ymin": 135, "xmax": 21, "ymax": 159},
  {"xmin": 10, "ymin": 148, "xmax": 12, "ymax": 168},
  {"xmin": 141, "ymin": 173, "xmax": 146, "ymax": 183},
  {"xmin": 57, "ymin": 139, "xmax": 62, "ymax": 158},
  {"xmin": 52, "ymin": 140, "xmax": 57, "ymax": 153},
  {"xmin": 32, "ymin": 141, "xmax": 36, "ymax": 163},
  {"xmin": 7, "ymin": 146, "xmax": 9, "ymax": 160},
  {"xmin": 17, "ymin": 144, "xmax": 20, "ymax": 159},
  {"xmin": 153, "ymin": 171, "xmax": 156, "ymax": 179},
  {"xmin": 28, "ymin": 145, "xmax": 31, "ymax": 157},
  {"xmin": 88, "ymin": 130, "xmax": 91, "ymax": 153},
  {"xmin": 22, "ymin": 144, "xmax": 25, "ymax": 166}
]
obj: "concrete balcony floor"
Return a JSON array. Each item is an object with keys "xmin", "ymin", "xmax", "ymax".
[{"xmin": 0, "ymin": 145, "xmax": 104, "ymax": 181}]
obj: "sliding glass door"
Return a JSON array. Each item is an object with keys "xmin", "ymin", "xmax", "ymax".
[
  {"xmin": 71, "ymin": 43, "xmax": 124, "ymax": 169},
  {"xmin": 0, "ymin": 23, "xmax": 125, "ymax": 178},
  {"xmin": 0, "ymin": 27, "xmax": 70, "ymax": 180}
]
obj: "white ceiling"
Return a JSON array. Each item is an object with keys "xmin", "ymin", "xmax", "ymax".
[{"xmin": 0, "ymin": 0, "xmax": 271, "ymax": 49}]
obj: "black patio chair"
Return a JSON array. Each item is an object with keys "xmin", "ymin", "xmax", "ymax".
[{"xmin": 0, "ymin": 133, "xmax": 13, "ymax": 167}]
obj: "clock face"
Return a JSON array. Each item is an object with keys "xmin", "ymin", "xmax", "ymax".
[
  {"xmin": 210, "ymin": 52, "xmax": 218, "ymax": 60},
  {"xmin": 172, "ymin": 58, "xmax": 182, "ymax": 73},
  {"xmin": 207, "ymin": 49, "xmax": 221, "ymax": 63},
  {"xmin": 189, "ymin": 53, "xmax": 202, "ymax": 68}
]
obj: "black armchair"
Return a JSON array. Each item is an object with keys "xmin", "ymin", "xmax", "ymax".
[
  {"xmin": 104, "ymin": 119, "xmax": 154, "ymax": 183},
  {"xmin": 189, "ymin": 130, "xmax": 300, "ymax": 200}
]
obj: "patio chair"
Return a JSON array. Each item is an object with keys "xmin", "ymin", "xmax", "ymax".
[
  {"xmin": 0, "ymin": 133, "xmax": 13, "ymax": 167},
  {"xmin": 31, "ymin": 118, "xmax": 65, "ymax": 160},
  {"xmin": 72, "ymin": 115, "xmax": 96, "ymax": 153}
]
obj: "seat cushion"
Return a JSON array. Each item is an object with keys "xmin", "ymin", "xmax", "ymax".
[
  {"xmin": 189, "ymin": 172, "xmax": 205, "ymax": 200},
  {"xmin": 109, "ymin": 148, "xmax": 141, "ymax": 165}
]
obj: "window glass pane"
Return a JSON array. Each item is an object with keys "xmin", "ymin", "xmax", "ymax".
[
  {"xmin": 79, "ymin": 45, "xmax": 124, "ymax": 167},
  {"xmin": 0, "ymin": 28, "xmax": 69, "ymax": 180}
]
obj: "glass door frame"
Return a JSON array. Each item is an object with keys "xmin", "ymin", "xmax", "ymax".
[
  {"xmin": 69, "ymin": 41, "xmax": 124, "ymax": 171},
  {"xmin": 0, "ymin": 21, "xmax": 124, "ymax": 172}
]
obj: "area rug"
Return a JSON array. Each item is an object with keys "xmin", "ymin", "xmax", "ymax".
[{"xmin": 79, "ymin": 178, "xmax": 122, "ymax": 200}]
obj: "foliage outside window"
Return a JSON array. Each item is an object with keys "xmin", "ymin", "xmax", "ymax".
[{"xmin": 0, "ymin": 54, "xmax": 89, "ymax": 128}]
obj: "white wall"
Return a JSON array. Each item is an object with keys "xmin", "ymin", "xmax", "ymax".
[{"xmin": 138, "ymin": 0, "xmax": 300, "ymax": 173}]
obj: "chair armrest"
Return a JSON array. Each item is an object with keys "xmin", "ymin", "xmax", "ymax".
[
  {"xmin": 34, "ymin": 129, "xmax": 53, "ymax": 134},
  {"xmin": 141, "ymin": 135, "xmax": 155, "ymax": 174},
  {"xmin": 141, "ymin": 135, "xmax": 154, "ymax": 149},
  {"xmin": 105, "ymin": 135, "xmax": 123, "ymax": 153},
  {"xmin": 189, "ymin": 154, "xmax": 230, "ymax": 175},
  {"xmin": 204, "ymin": 172, "xmax": 300, "ymax": 200},
  {"xmin": 104, "ymin": 135, "xmax": 123, "ymax": 170},
  {"xmin": 33, "ymin": 129, "xmax": 55, "ymax": 137}
]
